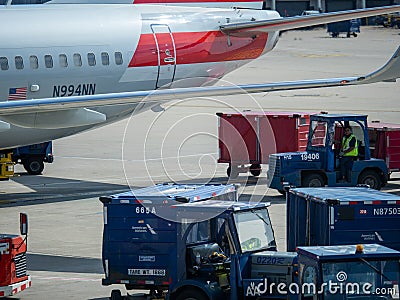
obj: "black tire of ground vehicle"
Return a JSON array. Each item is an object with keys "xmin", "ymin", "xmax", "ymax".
[
  {"xmin": 358, "ymin": 170, "xmax": 382, "ymax": 190},
  {"xmin": 227, "ymin": 165, "xmax": 239, "ymax": 179},
  {"xmin": 176, "ymin": 289, "xmax": 208, "ymax": 300},
  {"xmin": 110, "ymin": 289, "xmax": 123, "ymax": 300},
  {"xmin": 301, "ymin": 173, "xmax": 324, "ymax": 187},
  {"xmin": 23, "ymin": 157, "xmax": 44, "ymax": 175},
  {"xmin": 250, "ymin": 164, "xmax": 261, "ymax": 177}
]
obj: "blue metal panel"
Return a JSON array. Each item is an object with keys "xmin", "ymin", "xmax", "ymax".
[
  {"xmin": 13, "ymin": 141, "xmax": 53, "ymax": 158},
  {"xmin": 333, "ymin": 213, "xmax": 400, "ymax": 229},
  {"xmin": 107, "ymin": 204, "xmax": 167, "ymax": 216},
  {"xmin": 287, "ymin": 187, "xmax": 400, "ymax": 251},
  {"xmin": 107, "ymin": 215, "xmax": 175, "ymax": 230},
  {"xmin": 107, "ymin": 229, "xmax": 177, "ymax": 242},
  {"xmin": 106, "ymin": 241, "xmax": 176, "ymax": 255}
]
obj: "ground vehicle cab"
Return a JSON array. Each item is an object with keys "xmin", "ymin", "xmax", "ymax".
[{"xmin": 268, "ymin": 114, "xmax": 388, "ymax": 191}]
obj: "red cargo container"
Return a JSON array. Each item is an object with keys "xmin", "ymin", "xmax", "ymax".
[
  {"xmin": 217, "ymin": 111, "xmax": 312, "ymax": 178},
  {"xmin": 368, "ymin": 121, "xmax": 400, "ymax": 173}
]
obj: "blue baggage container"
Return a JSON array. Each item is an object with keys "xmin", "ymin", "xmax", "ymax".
[
  {"xmin": 286, "ymin": 187, "xmax": 400, "ymax": 252},
  {"xmin": 100, "ymin": 183, "xmax": 237, "ymax": 289}
]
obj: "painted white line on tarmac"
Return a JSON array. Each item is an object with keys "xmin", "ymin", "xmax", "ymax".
[
  {"xmin": 57, "ymin": 152, "xmax": 218, "ymax": 162},
  {"xmin": 32, "ymin": 275, "xmax": 100, "ymax": 282}
]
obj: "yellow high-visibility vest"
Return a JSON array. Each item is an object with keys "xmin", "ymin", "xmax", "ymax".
[{"xmin": 342, "ymin": 134, "xmax": 358, "ymax": 157}]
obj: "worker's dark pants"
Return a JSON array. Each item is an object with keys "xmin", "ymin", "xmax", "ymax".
[{"xmin": 340, "ymin": 156, "xmax": 356, "ymax": 180}]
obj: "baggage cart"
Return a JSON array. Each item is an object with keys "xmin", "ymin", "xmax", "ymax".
[
  {"xmin": 12, "ymin": 141, "xmax": 54, "ymax": 175},
  {"xmin": 217, "ymin": 111, "xmax": 312, "ymax": 178},
  {"xmin": 368, "ymin": 121, "xmax": 400, "ymax": 173},
  {"xmin": 328, "ymin": 19, "xmax": 360, "ymax": 37}
]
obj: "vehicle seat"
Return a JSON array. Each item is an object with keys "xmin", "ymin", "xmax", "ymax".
[{"xmin": 357, "ymin": 140, "xmax": 365, "ymax": 160}]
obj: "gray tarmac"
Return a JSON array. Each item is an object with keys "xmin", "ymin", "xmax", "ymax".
[{"xmin": 0, "ymin": 26, "xmax": 400, "ymax": 299}]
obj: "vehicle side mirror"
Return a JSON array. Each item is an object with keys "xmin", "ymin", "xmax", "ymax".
[{"xmin": 20, "ymin": 213, "xmax": 28, "ymax": 236}]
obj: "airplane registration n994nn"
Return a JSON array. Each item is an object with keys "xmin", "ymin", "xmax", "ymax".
[{"xmin": 0, "ymin": 0, "xmax": 399, "ymax": 149}]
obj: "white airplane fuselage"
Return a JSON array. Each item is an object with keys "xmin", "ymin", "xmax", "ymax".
[{"xmin": 0, "ymin": 4, "xmax": 280, "ymax": 148}]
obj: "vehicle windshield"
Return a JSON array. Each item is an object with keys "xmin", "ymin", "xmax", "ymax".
[
  {"xmin": 321, "ymin": 259, "xmax": 400, "ymax": 299},
  {"xmin": 233, "ymin": 208, "xmax": 276, "ymax": 253}
]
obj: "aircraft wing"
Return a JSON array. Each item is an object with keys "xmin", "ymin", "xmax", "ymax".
[
  {"xmin": 0, "ymin": 44, "xmax": 399, "ymax": 117},
  {"xmin": 221, "ymin": 5, "xmax": 400, "ymax": 35}
]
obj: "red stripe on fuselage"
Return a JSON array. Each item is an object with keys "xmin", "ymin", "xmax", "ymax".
[{"xmin": 129, "ymin": 31, "xmax": 269, "ymax": 67}]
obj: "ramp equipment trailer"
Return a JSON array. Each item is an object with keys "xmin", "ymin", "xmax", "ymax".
[
  {"xmin": 0, "ymin": 141, "xmax": 53, "ymax": 178},
  {"xmin": 12, "ymin": 141, "xmax": 53, "ymax": 175},
  {"xmin": 286, "ymin": 186, "xmax": 400, "ymax": 252},
  {"xmin": 368, "ymin": 121, "xmax": 400, "ymax": 174},
  {"xmin": 100, "ymin": 184, "xmax": 400, "ymax": 300},
  {"xmin": 268, "ymin": 114, "xmax": 389, "ymax": 192},
  {"xmin": 217, "ymin": 111, "xmax": 311, "ymax": 178},
  {"xmin": 0, "ymin": 213, "xmax": 31, "ymax": 297},
  {"xmin": 327, "ymin": 19, "xmax": 360, "ymax": 37},
  {"xmin": 217, "ymin": 112, "xmax": 400, "ymax": 181}
]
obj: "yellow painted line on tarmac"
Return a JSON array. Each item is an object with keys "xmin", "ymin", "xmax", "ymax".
[{"xmin": 0, "ymin": 199, "xmax": 14, "ymax": 204}]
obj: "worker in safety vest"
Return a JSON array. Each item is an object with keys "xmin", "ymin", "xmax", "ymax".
[{"xmin": 339, "ymin": 126, "xmax": 358, "ymax": 182}]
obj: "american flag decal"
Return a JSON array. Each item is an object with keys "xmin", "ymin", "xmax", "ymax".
[{"xmin": 8, "ymin": 87, "xmax": 27, "ymax": 100}]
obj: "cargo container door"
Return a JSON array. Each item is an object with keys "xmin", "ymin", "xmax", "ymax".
[
  {"xmin": 218, "ymin": 114, "xmax": 260, "ymax": 164},
  {"xmin": 387, "ymin": 130, "xmax": 400, "ymax": 171}
]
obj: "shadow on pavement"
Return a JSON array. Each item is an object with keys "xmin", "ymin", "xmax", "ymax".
[
  {"xmin": 0, "ymin": 176, "xmax": 130, "ymax": 207},
  {"xmin": 382, "ymin": 181, "xmax": 400, "ymax": 196},
  {"xmin": 0, "ymin": 174, "xmax": 279, "ymax": 207},
  {"xmin": 27, "ymin": 253, "xmax": 103, "ymax": 274},
  {"xmin": 239, "ymin": 193, "xmax": 285, "ymax": 204}
]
